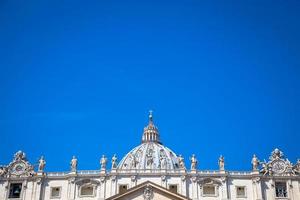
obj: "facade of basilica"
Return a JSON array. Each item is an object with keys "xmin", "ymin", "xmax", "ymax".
[{"xmin": 0, "ymin": 112, "xmax": 300, "ymax": 200}]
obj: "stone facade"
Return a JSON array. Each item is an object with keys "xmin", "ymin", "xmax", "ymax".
[{"xmin": 0, "ymin": 112, "xmax": 299, "ymax": 200}]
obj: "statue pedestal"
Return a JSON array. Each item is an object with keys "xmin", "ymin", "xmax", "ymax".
[
  {"xmin": 68, "ymin": 171, "xmax": 77, "ymax": 175},
  {"xmin": 251, "ymin": 170, "xmax": 259, "ymax": 175},
  {"xmin": 100, "ymin": 169, "xmax": 106, "ymax": 174},
  {"xmin": 36, "ymin": 172, "xmax": 44, "ymax": 176},
  {"xmin": 190, "ymin": 169, "xmax": 197, "ymax": 174}
]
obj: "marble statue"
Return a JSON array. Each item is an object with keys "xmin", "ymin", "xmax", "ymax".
[
  {"xmin": 100, "ymin": 155, "xmax": 107, "ymax": 170},
  {"xmin": 294, "ymin": 159, "xmax": 300, "ymax": 174},
  {"xmin": 160, "ymin": 156, "xmax": 167, "ymax": 169},
  {"xmin": 178, "ymin": 155, "xmax": 185, "ymax": 169},
  {"xmin": 218, "ymin": 155, "xmax": 225, "ymax": 171},
  {"xmin": 190, "ymin": 154, "xmax": 197, "ymax": 170},
  {"xmin": 251, "ymin": 154, "xmax": 259, "ymax": 171},
  {"xmin": 131, "ymin": 154, "xmax": 139, "ymax": 169},
  {"xmin": 70, "ymin": 156, "xmax": 77, "ymax": 172},
  {"xmin": 38, "ymin": 156, "xmax": 46, "ymax": 172},
  {"xmin": 146, "ymin": 153, "xmax": 153, "ymax": 168},
  {"xmin": 0, "ymin": 166, "xmax": 7, "ymax": 177},
  {"xmin": 260, "ymin": 159, "xmax": 271, "ymax": 175},
  {"xmin": 270, "ymin": 148, "xmax": 284, "ymax": 160},
  {"xmin": 111, "ymin": 154, "xmax": 117, "ymax": 169},
  {"xmin": 14, "ymin": 151, "xmax": 26, "ymax": 161},
  {"xmin": 286, "ymin": 159, "xmax": 295, "ymax": 175}
]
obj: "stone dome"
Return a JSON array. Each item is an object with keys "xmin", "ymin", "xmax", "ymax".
[
  {"xmin": 117, "ymin": 142, "xmax": 180, "ymax": 170},
  {"xmin": 117, "ymin": 111, "xmax": 181, "ymax": 170}
]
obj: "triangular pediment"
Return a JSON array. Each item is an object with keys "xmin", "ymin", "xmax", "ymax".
[{"xmin": 106, "ymin": 181, "xmax": 190, "ymax": 200}]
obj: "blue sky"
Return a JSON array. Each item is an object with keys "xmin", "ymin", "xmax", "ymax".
[{"xmin": 0, "ymin": 0, "xmax": 299, "ymax": 171}]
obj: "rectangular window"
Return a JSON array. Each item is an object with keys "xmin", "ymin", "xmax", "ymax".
[
  {"xmin": 275, "ymin": 182, "xmax": 287, "ymax": 198},
  {"xmin": 80, "ymin": 185, "xmax": 94, "ymax": 196},
  {"xmin": 168, "ymin": 184, "xmax": 178, "ymax": 193},
  {"xmin": 236, "ymin": 186, "xmax": 246, "ymax": 197},
  {"xmin": 50, "ymin": 187, "xmax": 61, "ymax": 198},
  {"xmin": 119, "ymin": 184, "xmax": 128, "ymax": 194},
  {"xmin": 203, "ymin": 185, "xmax": 216, "ymax": 196},
  {"xmin": 9, "ymin": 183, "xmax": 22, "ymax": 199}
]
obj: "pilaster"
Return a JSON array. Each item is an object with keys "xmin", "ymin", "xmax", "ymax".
[{"xmin": 221, "ymin": 176, "xmax": 229, "ymax": 200}]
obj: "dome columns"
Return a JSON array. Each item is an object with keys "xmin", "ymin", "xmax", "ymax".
[{"xmin": 142, "ymin": 111, "xmax": 161, "ymax": 144}]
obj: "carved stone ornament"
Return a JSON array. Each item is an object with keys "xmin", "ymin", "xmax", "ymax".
[
  {"xmin": 100, "ymin": 176, "xmax": 106, "ymax": 183},
  {"xmin": 161, "ymin": 175, "xmax": 166, "ymax": 182},
  {"xmin": 131, "ymin": 175, "xmax": 137, "ymax": 182},
  {"xmin": 110, "ymin": 175, "xmax": 116, "ymax": 181},
  {"xmin": 181, "ymin": 175, "xmax": 186, "ymax": 181},
  {"xmin": 198, "ymin": 178, "xmax": 222, "ymax": 186},
  {"xmin": 36, "ymin": 177, "xmax": 43, "ymax": 185},
  {"xmin": 68, "ymin": 177, "xmax": 76, "ymax": 184},
  {"xmin": 220, "ymin": 176, "xmax": 226, "ymax": 183},
  {"xmin": 252, "ymin": 177, "xmax": 260, "ymax": 184},
  {"xmin": 143, "ymin": 185, "xmax": 154, "ymax": 200},
  {"xmin": 191, "ymin": 176, "xmax": 198, "ymax": 183},
  {"xmin": 259, "ymin": 148, "xmax": 299, "ymax": 176},
  {"xmin": 3, "ymin": 151, "xmax": 35, "ymax": 178}
]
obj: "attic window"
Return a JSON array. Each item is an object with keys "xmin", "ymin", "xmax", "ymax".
[
  {"xmin": 236, "ymin": 186, "xmax": 246, "ymax": 198},
  {"xmin": 275, "ymin": 182, "xmax": 287, "ymax": 198},
  {"xmin": 9, "ymin": 183, "xmax": 22, "ymax": 199},
  {"xmin": 80, "ymin": 185, "xmax": 94, "ymax": 197},
  {"xmin": 202, "ymin": 185, "xmax": 216, "ymax": 196}
]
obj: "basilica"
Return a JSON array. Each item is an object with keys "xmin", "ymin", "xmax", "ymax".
[{"xmin": 0, "ymin": 112, "xmax": 300, "ymax": 200}]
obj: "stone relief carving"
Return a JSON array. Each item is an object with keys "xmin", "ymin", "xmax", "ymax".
[
  {"xmin": 159, "ymin": 149, "xmax": 167, "ymax": 169},
  {"xmin": 131, "ymin": 154, "xmax": 139, "ymax": 169},
  {"xmin": 181, "ymin": 175, "xmax": 186, "ymax": 181},
  {"xmin": 131, "ymin": 175, "xmax": 136, "ymax": 182},
  {"xmin": 68, "ymin": 177, "xmax": 76, "ymax": 184},
  {"xmin": 143, "ymin": 185, "xmax": 153, "ymax": 200},
  {"xmin": 259, "ymin": 148, "xmax": 300, "ymax": 176},
  {"xmin": 146, "ymin": 144, "xmax": 155, "ymax": 168},
  {"xmin": 191, "ymin": 176, "xmax": 198, "ymax": 182},
  {"xmin": 1, "ymin": 151, "xmax": 36, "ymax": 178}
]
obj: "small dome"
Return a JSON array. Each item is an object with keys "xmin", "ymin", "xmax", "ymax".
[{"xmin": 117, "ymin": 142, "xmax": 180, "ymax": 170}]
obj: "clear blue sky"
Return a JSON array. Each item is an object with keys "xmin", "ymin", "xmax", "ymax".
[{"xmin": 0, "ymin": 0, "xmax": 299, "ymax": 171}]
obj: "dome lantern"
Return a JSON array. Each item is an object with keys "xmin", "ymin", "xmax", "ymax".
[{"xmin": 142, "ymin": 111, "xmax": 161, "ymax": 144}]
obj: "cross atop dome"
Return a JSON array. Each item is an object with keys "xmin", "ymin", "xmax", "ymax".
[{"xmin": 142, "ymin": 110, "xmax": 161, "ymax": 144}]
